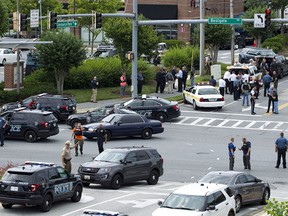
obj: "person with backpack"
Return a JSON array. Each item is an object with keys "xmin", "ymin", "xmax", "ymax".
[
  {"xmin": 241, "ymin": 80, "xmax": 251, "ymax": 106},
  {"xmin": 166, "ymin": 70, "xmax": 174, "ymax": 94},
  {"xmin": 239, "ymin": 138, "xmax": 251, "ymax": 170},
  {"xmin": 70, "ymin": 122, "xmax": 84, "ymax": 156},
  {"xmin": 228, "ymin": 138, "xmax": 236, "ymax": 170}
]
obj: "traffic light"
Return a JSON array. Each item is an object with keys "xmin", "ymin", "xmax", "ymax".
[
  {"xmin": 19, "ymin": 13, "xmax": 28, "ymax": 31},
  {"xmin": 95, "ymin": 13, "xmax": 102, "ymax": 29},
  {"xmin": 48, "ymin": 11, "xmax": 57, "ymax": 29},
  {"xmin": 9, "ymin": 13, "xmax": 14, "ymax": 30},
  {"xmin": 265, "ymin": 8, "xmax": 271, "ymax": 29}
]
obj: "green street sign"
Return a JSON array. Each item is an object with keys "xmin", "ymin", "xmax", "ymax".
[
  {"xmin": 56, "ymin": 20, "xmax": 78, "ymax": 28},
  {"xmin": 208, "ymin": 18, "xmax": 242, "ymax": 25}
]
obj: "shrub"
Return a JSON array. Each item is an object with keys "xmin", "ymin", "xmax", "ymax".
[
  {"xmin": 163, "ymin": 40, "xmax": 187, "ymax": 49},
  {"xmin": 0, "ymin": 162, "xmax": 17, "ymax": 179},
  {"xmin": 264, "ymin": 198, "xmax": 288, "ymax": 216},
  {"xmin": 261, "ymin": 41, "xmax": 282, "ymax": 53}
]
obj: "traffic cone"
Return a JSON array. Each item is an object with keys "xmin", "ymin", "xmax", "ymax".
[{"xmin": 253, "ymin": 40, "xmax": 257, "ymax": 47}]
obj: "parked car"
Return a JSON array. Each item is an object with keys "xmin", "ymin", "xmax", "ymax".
[
  {"xmin": 1, "ymin": 108, "xmax": 59, "ymax": 142},
  {"xmin": 182, "ymin": 85, "xmax": 225, "ymax": 110},
  {"xmin": 115, "ymin": 95, "xmax": 181, "ymax": 122},
  {"xmin": 226, "ymin": 64, "xmax": 262, "ymax": 80},
  {"xmin": 0, "ymin": 161, "xmax": 83, "ymax": 212},
  {"xmin": 239, "ymin": 48, "xmax": 276, "ymax": 64},
  {"xmin": 152, "ymin": 182, "xmax": 236, "ymax": 216},
  {"xmin": 66, "ymin": 107, "xmax": 136, "ymax": 128},
  {"xmin": 0, "ymin": 48, "xmax": 18, "ymax": 65},
  {"xmin": 78, "ymin": 146, "xmax": 164, "ymax": 189},
  {"xmin": 198, "ymin": 171, "xmax": 270, "ymax": 213},
  {"xmin": 82, "ymin": 113, "xmax": 164, "ymax": 140}
]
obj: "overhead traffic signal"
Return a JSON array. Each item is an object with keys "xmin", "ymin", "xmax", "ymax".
[
  {"xmin": 48, "ymin": 11, "xmax": 58, "ymax": 29},
  {"xmin": 95, "ymin": 13, "xmax": 102, "ymax": 29},
  {"xmin": 265, "ymin": 8, "xmax": 271, "ymax": 29},
  {"xmin": 9, "ymin": 13, "xmax": 14, "ymax": 30},
  {"xmin": 19, "ymin": 13, "xmax": 28, "ymax": 31}
]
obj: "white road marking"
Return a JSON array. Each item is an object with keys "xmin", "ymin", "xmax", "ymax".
[
  {"xmin": 118, "ymin": 199, "xmax": 159, "ymax": 208},
  {"xmin": 202, "ymin": 119, "xmax": 216, "ymax": 126},
  {"xmin": 258, "ymin": 121, "xmax": 271, "ymax": 130},
  {"xmin": 244, "ymin": 121, "xmax": 256, "ymax": 129},
  {"xmin": 273, "ymin": 122, "xmax": 284, "ymax": 129},
  {"xmin": 175, "ymin": 116, "xmax": 189, "ymax": 124},
  {"xmin": 210, "ymin": 149, "xmax": 214, "ymax": 152},
  {"xmin": 180, "ymin": 110, "xmax": 261, "ymax": 117},
  {"xmin": 231, "ymin": 120, "xmax": 244, "ymax": 128},
  {"xmin": 79, "ymin": 193, "xmax": 95, "ymax": 203},
  {"xmin": 216, "ymin": 119, "xmax": 229, "ymax": 127},
  {"xmin": 190, "ymin": 117, "xmax": 204, "ymax": 125}
]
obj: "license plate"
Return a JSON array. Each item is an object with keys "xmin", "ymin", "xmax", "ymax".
[
  {"xmin": 84, "ymin": 175, "xmax": 90, "ymax": 180},
  {"xmin": 10, "ymin": 186, "xmax": 18, "ymax": 191},
  {"xmin": 209, "ymin": 98, "xmax": 217, "ymax": 102}
]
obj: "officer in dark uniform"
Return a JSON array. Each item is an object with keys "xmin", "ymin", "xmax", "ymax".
[
  {"xmin": 94, "ymin": 124, "xmax": 107, "ymax": 154},
  {"xmin": 0, "ymin": 117, "xmax": 7, "ymax": 147}
]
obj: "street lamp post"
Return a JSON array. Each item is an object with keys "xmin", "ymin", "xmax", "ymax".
[{"xmin": 39, "ymin": 0, "xmax": 43, "ymax": 35}]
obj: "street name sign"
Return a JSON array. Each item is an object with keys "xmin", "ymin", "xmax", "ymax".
[
  {"xmin": 56, "ymin": 20, "xmax": 78, "ymax": 28},
  {"xmin": 30, "ymin": 9, "xmax": 39, "ymax": 28},
  {"xmin": 254, "ymin": 14, "xmax": 265, "ymax": 28},
  {"xmin": 208, "ymin": 18, "xmax": 242, "ymax": 25}
]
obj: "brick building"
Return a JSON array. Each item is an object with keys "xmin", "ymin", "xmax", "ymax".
[{"xmin": 125, "ymin": 0, "xmax": 244, "ymax": 43}]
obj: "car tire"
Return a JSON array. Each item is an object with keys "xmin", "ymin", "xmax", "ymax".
[
  {"xmin": 141, "ymin": 128, "xmax": 152, "ymax": 139},
  {"xmin": 2, "ymin": 203, "xmax": 12, "ymax": 209},
  {"xmin": 40, "ymin": 194, "xmax": 53, "ymax": 212},
  {"xmin": 193, "ymin": 100, "xmax": 198, "ymax": 110},
  {"xmin": 235, "ymin": 195, "xmax": 242, "ymax": 213},
  {"xmin": 70, "ymin": 119, "xmax": 80, "ymax": 128},
  {"xmin": 156, "ymin": 112, "xmax": 167, "ymax": 122},
  {"xmin": 260, "ymin": 188, "xmax": 270, "ymax": 205},
  {"xmin": 110, "ymin": 174, "xmax": 122, "ymax": 189},
  {"xmin": 183, "ymin": 94, "xmax": 188, "ymax": 104},
  {"xmin": 2, "ymin": 59, "xmax": 6, "ymax": 65},
  {"xmin": 71, "ymin": 185, "xmax": 83, "ymax": 202},
  {"xmin": 83, "ymin": 183, "xmax": 90, "ymax": 187},
  {"xmin": 228, "ymin": 210, "xmax": 235, "ymax": 216},
  {"xmin": 147, "ymin": 170, "xmax": 159, "ymax": 185},
  {"xmin": 24, "ymin": 130, "xmax": 37, "ymax": 142}
]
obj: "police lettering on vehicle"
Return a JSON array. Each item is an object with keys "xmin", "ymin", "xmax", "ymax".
[
  {"xmin": 138, "ymin": 110, "xmax": 152, "ymax": 117},
  {"xmin": 54, "ymin": 182, "xmax": 73, "ymax": 195},
  {"xmin": 10, "ymin": 125, "xmax": 21, "ymax": 132}
]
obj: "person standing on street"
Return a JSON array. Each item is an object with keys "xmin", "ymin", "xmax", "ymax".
[
  {"xmin": 241, "ymin": 80, "xmax": 251, "ymax": 106},
  {"xmin": 266, "ymin": 84, "xmax": 275, "ymax": 113},
  {"xmin": 166, "ymin": 70, "xmax": 174, "ymax": 94},
  {"xmin": 94, "ymin": 124, "xmax": 107, "ymax": 154},
  {"xmin": 218, "ymin": 76, "xmax": 225, "ymax": 97},
  {"xmin": 275, "ymin": 132, "xmax": 288, "ymax": 169},
  {"xmin": 209, "ymin": 75, "xmax": 217, "ymax": 87},
  {"xmin": 120, "ymin": 72, "xmax": 127, "ymax": 98},
  {"xmin": 176, "ymin": 67, "xmax": 183, "ymax": 92},
  {"xmin": 228, "ymin": 138, "xmax": 236, "ymax": 170},
  {"xmin": 223, "ymin": 70, "xmax": 231, "ymax": 94},
  {"xmin": 272, "ymin": 71, "xmax": 278, "ymax": 89},
  {"xmin": 71, "ymin": 122, "xmax": 84, "ymax": 156},
  {"xmin": 61, "ymin": 140, "xmax": 78, "ymax": 173},
  {"xmin": 250, "ymin": 86, "xmax": 257, "ymax": 115},
  {"xmin": 190, "ymin": 65, "xmax": 195, "ymax": 87},
  {"xmin": 137, "ymin": 70, "xmax": 143, "ymax": 95},
  {"xmin": 239, "ymin": 138, "xmax": 251, "ymax": 170},
  {"xmin": 90, "ymin": 76, "xmax": 99, "ymax": 103},
  {"xmin": 0, "ymin": 117, "xmax": 7, "ymax": 147},
  {"xmin": 262, "ymin": 71, "xmax": 272, "ymax": 97},
  {"xmin": 272, "ymin": 89, "xmax": 279, "ymax": 114},
  {"xmin": 182, "ymin": 66, "xmax": 188, "ymax": 90},
  {"xmin": 155, "ymin": 68, "xmax": 163, "ymax": 93},
  {"xmin": 171, "ymin": 66, "xmax": 177, "ymax": 89}
]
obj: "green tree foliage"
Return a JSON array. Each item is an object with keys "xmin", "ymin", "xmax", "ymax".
[
  {"xmin": 264, "ymin": 198, "xmax": 288, "ymax": 216},
  {"xmin": 271, "ymin": 0, "xmax": 288, "ymax": 34},
  {"xmin": 36, "ymin": 31, "xmax": 86, "ymax": 94},
  {"xmin": 104, "ymin": 15, "xmax": 159, "ymax": 70},
  {"xmin": 244, "ymin": 0, "xmax": 268, "ymax": 10},
  {"xmin": 0, "ymin": 0, "xmax": 9, "ymax": 36}
]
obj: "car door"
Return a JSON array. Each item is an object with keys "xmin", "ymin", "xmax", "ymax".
[
  {"xmin": 125, "ymin": 100, "xmax": 144, "ymax": 115},
  {"xmin": 8, "ymin": 112, "xmax": 28, "ymax": 137},
  {"xmin": 234, "ymin": 174, "xmax": 253, "ymax": 203},
  {"xmin": 123, "ymin": 151, "xmax": 138, "ymax": 181},
  {"xmin": 135, "ymin": 150, "xmax": 152, "ymax": 180},
  {"xmin": 245, "ymin": 174, "xmax": 263, "ymax": 201},
  {"xmin": 113, "ymin": 115, "xmax": 139, "ymax": 136},
  {"xmin": 142, "ymin": 100, "xmax": 158, "ymax": 119},
  {"xmin": 206, "ymin": 191, "xmax": 228, "ymax": 216},
  {"xmin": 90, "ymin": 108, "xmax": 106, "ymax": 123}
]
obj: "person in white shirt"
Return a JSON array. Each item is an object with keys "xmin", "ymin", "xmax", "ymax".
[
  {"xmin": 243, "ymin": 71, "xmax": 250, "ymax": 83},
  {"xmin": 228, "ymin": 72, "xmax": 237, "ymax": 95},
  {"xmin": 218, "ymin": 77, "xmax": 226, "ymax": 96},
  {"xmin": 223, "ymin": 70, "xmax": 231, "ymax": 94}
]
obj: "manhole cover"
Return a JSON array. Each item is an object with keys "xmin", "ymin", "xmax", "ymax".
[
  {"xmin": 196, "ymin": 152, "xmax": 210, "ymax": 155},
  {"xmin": 272, "ymin": 182, "xmax": 288, "ymax": 185}
]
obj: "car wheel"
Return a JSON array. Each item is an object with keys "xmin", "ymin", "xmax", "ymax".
[
  {"xmin": 40, "ymin": 194, "xmax": 53, "ymax": 212},
  {"xmin": 83, "ymin": 183, "xmax": 90, "ymax": 187},
  {"xmin": 141, "ymin": 128, "xmax": 152, "ymax": 139},
  {"xmin": 147, "ymin": 170, "xmax": 159, "ymax": 185},
  {"xmin": 24, "ymin": 130, "xmax": 37, "ymax": 142},
  {"xmin": 183, "ymin": 94, "xmax": 188, "ymax": 104},
  {"xmin": 70, "ymin": 119, "xmax": 80, "ymax": 128},
  {"xmin": 193, "ymin": 100, "xmax": 198, "ymax": 110},
  {"xmin": 156, "ymin": 112, "xmax": 167, "ymax": 122},
  {"xmin": 2, "ymin": 59, "xmax": 6, "ymax": 65},
  {"xmin": 235, "ymin": 195, "xmax": 242, "ymax": 213},
  {"xmin": 228, "ymin": 210, "xmax": 235, "ymax": 216},
  {"xmin": 71, "ymin": 185, "xmax": 83, "ymax": 202},
  {"xmin": 110, "ymin": 174, "xmax": 122, "ymax": 189},
  {"xmin": 2, "ymin": 203, "xmax": 12, "ymax": 209},
  {"xmin": 260, "ymin": 188, "xmax": 270, "ymax": 205}
]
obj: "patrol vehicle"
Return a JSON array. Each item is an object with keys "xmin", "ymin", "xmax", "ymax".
[
  {"xmin": 0, "ymin": 108, "xmax": 59, "ymax": 142},
  {"xmin": 0, "ymin": 161, "xmax": 83, "ymax": 212}
]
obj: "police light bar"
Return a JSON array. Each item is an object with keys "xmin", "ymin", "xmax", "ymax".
[{"xmin": 25, "ymin": 161, "xmax": 55, "ymax": 167}]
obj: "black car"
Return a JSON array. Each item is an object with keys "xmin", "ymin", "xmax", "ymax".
[
  {"xmin": 66, "ymin": 107, "xmax": 136, "ymax": 128},
  {"xmin": 219, "ymin": 32, "xmax": 246, "ymax": 50},
  {"xmin": 239, "ymin": 48, "xmax": 276, "ymax": 64},
  {"xmin": 255, "ymin": 55, "xmax": 288, "ymax": 78},
  {"xmin": 80, "ymin": 210, "xmax": 128, "ymax": 216},
  {"xmin": 1, "ymin": 108, "xmax": 59, "ymax": 142},
  {"xmin": 0, "ymin": 161, "xmax": 83, "ymax": 212},
  {"xmin": 115, "ymin": 95, "xmax": 181, "ymax": 122},
  {"xmin": 198, "ymin": 171, "xmax": 270, "ymax": 213},
  {"xmin": 1, "ymin": 93, "xmax": 77, "ymax": 121},
  {"xmin": 78, "ymin": 146, "xmax": 164, "ymax": 189},
  {"xmin": 82, "ymin": 114, "xmax": 164, "ymax": 140}
]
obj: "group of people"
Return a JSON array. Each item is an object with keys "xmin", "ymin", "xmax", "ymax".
[
  {"xmin": 228, "ymin": 132, "xmax": 288, "ymax": 171},
  {"xmin": 61, "ymin": 122, "xmax": 108, "ymax": 173}
]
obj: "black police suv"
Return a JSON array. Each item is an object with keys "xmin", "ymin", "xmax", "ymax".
[
  {"xmin": 0, "ymin": 161, "xmax": 83, "ymax": 212},
  {"xmin": 78, "ymin": 146, "xmax": 164, "ymax": 189},
  {"xmin": 115, "ymin": 95, "xmax": 181, "ymax": 122},
  {"xmin": 1, "ymin": 108, "xmax": 59, "ymax": 142}
]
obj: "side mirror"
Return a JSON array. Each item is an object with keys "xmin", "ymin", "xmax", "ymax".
[
  {"xmin": 206, "ymin": 205, "xmax": 216, "ymax": 210},
  {"xmin": 117, "ymin": 121, "xmax": 122, "ymax": 126},
  {"xmin": 157, "ymin": 200, "xmax": 163, "ymax": 206}
]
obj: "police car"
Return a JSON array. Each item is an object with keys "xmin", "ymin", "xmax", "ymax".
[
  {"xmin": 183, "ymin": 85, "xmax": 225, "ymax": 110},
  {"xmin": 79, "ymin": 209, "xmax": 128, "ymax": 216},
  {"xmin": 0, "ymin": 161, "xmax": 83, "ymax": 212}
]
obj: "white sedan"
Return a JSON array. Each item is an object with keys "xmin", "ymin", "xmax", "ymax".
[
  {"xmin": 0, "ymin": 48, "xmax": 18, "ymax": 65},
  {"xmin": 182, "ymin": 85, "xmax": 225, "ymax": 110}
]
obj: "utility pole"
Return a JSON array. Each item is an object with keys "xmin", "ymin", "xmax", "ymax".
[
  {"xmin": 16, "ymin": 0, "xmax": 20, "ymax": 93},
  {"xmin": 199, "ymin": 0, "xmax": 205, "ymax": 76},
  {"xmin": 73, "ymin": 0, "xmax": 76, "ymax": 36},
  {"xmin": 131, "ymin": 0, "xmax": 138, "ymax": 98},
  {"xmin": 230, "ymin": 0, "xmax": 235, "ymax": 65},
  {"xmin": 39, "ymin": 0, "xmax": 43, "ymax": 35}
]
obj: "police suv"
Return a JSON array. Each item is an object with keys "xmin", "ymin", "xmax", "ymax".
[{"xmin": 0, "ymin": 161, "xmax": 83, "ymax": 212}]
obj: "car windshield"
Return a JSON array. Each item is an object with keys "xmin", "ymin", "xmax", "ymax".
[
  {"xmin": 94, "ymin": 150, "xmax": 126, "ymax": 163},
  {"xmin": 162, "ymin": 193, "xmax": 206, "ymax": 211},
  {"xmin": 198, "ymin": 88, "xmax": 218, "ymax": 95},
  {"xmin": 199, "ymin": 173, "xmax": 231, "ymax": 185}
]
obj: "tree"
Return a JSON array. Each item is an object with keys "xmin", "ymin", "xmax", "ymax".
[
  {"xmin": 244, "ymin": 0, "xmax": 269, "ymax": 10},
  {"xmin": 104, "ymin": 15, "xmax": 159, "ymax": 69},
  {"xmin": 0, "ymin": 0, "xmax": 9, "ymax": 36},
  {"xmin": 271, "ymin": 0, "xmax": 288, "ymax": 34},
  {"xmin": 36, "ymin": 31, "xmax": 86, "ymax": 94}
]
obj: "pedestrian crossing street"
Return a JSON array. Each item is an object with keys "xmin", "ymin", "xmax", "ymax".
[{"xmin": 172, "ymin": 116, "xmax": 288, "ymax": 131}]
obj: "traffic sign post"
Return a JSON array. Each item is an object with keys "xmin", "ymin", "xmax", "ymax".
[
  {"xmin": 254, "ymin": 14, "xmax": 265, "ymax": 28},
  {"xmin": 30, "ymin": 9, "xmax": 39, "ymax": 28},
  {"xmin": 208, "ymin": 18, "xmax": 242, "ymax": 25},
  {"xmin": 56, "ymin": 20, "xmax": 78, "ymax": 28}
]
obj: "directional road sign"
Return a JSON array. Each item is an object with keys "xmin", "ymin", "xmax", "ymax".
[
  {"xmin": 254, "ymin": 14, "xmax": 265, "ymax": 28},
  {"xmin": 56, "ymin": 20, "xmax": 78, "ymax": 28},
  {"xmin": 208, "ymin": 18, "xmax": 242, "ymax": 25}
]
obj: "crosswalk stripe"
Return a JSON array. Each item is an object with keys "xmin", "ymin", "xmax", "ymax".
[
  {"xmin": 231, "ymin": 120, "xmax": 244, "ymax": 128},
  {"xmin": 202, "ymin": 119, "xmax": 216, "ymax": 126},
  {"xmin": 190, "ymin": 117, "xmax": 204, "ymax": 125},
  {"xmin": 216, "ymin": 119, "xmax": 230, "ymax": 127},
  {"xmin": 259, "ymin": 121, "xmax": 271, "ymax": 130},
  {"xmin": 273, "ymin": 122, "xmax": 284, "ymax": 129}
]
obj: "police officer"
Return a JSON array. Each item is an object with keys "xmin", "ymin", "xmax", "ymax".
[
  {"xmin": 61, "ymin": 140, "xmax": 78, "ymax": 173},
  {"xmin": 228, "ymin": 138, "xmax": 236, "ymax": 170},
  {"xmin": 0, "ymin": 117, "xmax": 7, "ymax": 147},
  {"xmin": 94, "ymin": 124, "xmax": 107, "ymax": 154},
  {"xmin": 275, "ymin": 132, "xmax": 288, "ymax": 169},
  {"xmin": 239, "ymin": 138, "xmax": 251, "ymax": 170}
]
